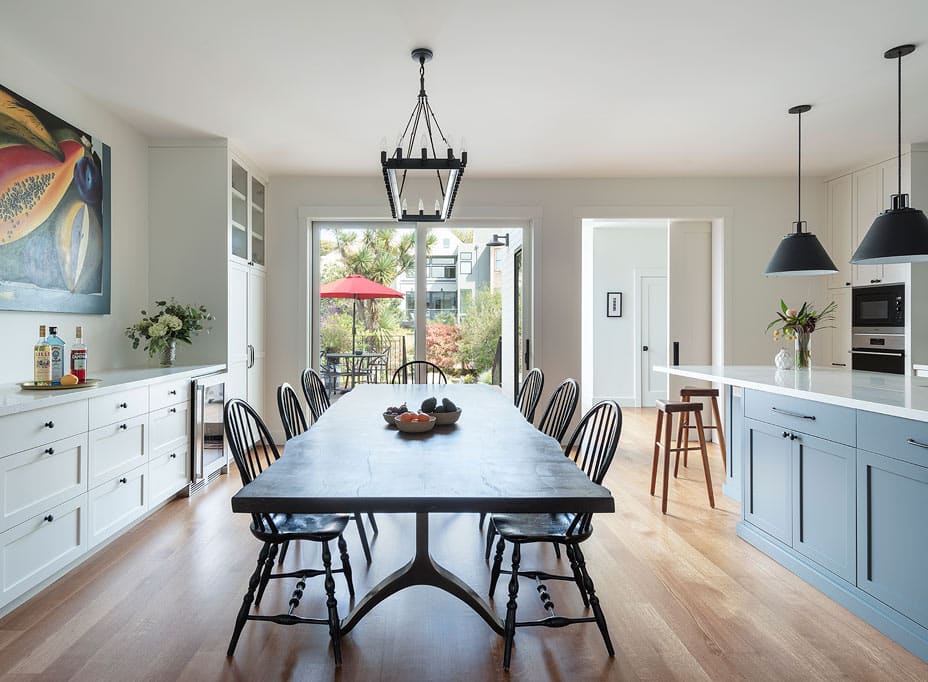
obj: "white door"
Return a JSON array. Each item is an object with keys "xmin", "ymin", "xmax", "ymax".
[
  {"xmin": 639, "ymin": 275, "xmax": 668, "ymax": 406},
  {"xmin": 247, "ymin": 268, "xmax": 266, "ymax": 417},
  {"xmin": 668, "ymin": 220, "xmax": 713, "ymax": 436}
]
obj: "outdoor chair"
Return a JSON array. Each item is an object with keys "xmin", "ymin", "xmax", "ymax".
[
  {"xmin": 487, "ymin": 400, "xmax": 622, "ymax": 670},
  {"xmin": 224, "ymin": 398, "xmax": 354, "ymax": 662}
]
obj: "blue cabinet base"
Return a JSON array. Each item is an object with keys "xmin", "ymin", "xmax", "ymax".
[{"xmin": 737, "ymin": 521, "xmax": 928, "ymax": 663}]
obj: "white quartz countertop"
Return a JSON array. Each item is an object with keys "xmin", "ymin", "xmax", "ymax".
[
  {"xmin": 657, "ymin": 365, "xmax": 928, "ymax": 422},
  {"xmin": 0, "ymin": 364, "xmax": 225, "ymax": 417}
]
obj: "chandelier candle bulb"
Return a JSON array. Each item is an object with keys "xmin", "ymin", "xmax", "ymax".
[
  {"xmin": 401, "ymin": 198, "xmax": 408, "ymax": 213},
  {"xmin": 434, "ymin": 199, "xmax": 441, "ymax": 214},
  {"xmin": 418, "ymin": 198, "xmax": 425, "ymax": 214}
]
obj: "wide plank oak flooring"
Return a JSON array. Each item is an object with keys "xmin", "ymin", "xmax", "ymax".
[{"xmin": 0, "ymin": 407, "xmax": 926, "ymax": 681}]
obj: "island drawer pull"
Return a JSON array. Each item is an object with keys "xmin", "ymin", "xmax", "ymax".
[
  {"xmin": 44, "ymin": 420, "xmax": 55, "ymax": 429},
  {"xmin": 44, "ymin": 447, "xmax": 55, "ymax": 455},
  {"xmin": 906, "ymin": 438, "xmax": 928, "ymax": 449},
  {"xmin": 118, "ymin": 402, "xmax": 128, "ymax": 408},
  {"xmin": 169, "ymin": 389, "xmax": 177, "ymax": 395},
  {"xmin": 771, "ymin": 406, "xmax": 816, "ymax": 420},
  {"xmin": 44, "ymin": 514, "xmax": 54, "ymax": 523}
]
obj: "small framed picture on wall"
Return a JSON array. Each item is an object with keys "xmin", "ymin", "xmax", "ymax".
[{"xmin": 606, "ymin": 292, "xmax": 622, "ymax": 318}]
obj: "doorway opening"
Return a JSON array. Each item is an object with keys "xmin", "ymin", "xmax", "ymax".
[{"xmin": 311, "ymin": 221, "xmax": 530, "ymax": 401}]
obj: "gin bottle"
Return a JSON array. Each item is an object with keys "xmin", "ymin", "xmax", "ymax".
[{"xmin": 47, "ymin": 326, "xmax": 66, "ymax": 385}]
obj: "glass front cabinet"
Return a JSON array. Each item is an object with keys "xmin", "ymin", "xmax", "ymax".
[{"xmin": 230, "ymin": 158, "xmax": 267, "ymax": 269}]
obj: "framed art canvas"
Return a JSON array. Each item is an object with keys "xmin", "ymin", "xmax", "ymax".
[
  {"xmin": 0, "ymin": 83, "xmax": 111, "ymax": 313},
  {"xmin": 606, "ymin": 292, "xmax": 622, "ymax": 317}
]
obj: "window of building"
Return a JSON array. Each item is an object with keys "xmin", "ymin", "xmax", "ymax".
[
  {"xmin": 494, "ymin": 248, "xmax": 504, "ymax": 272},
  {"xmin": 405, "ymin": 291, "xmax": 416, "ymax": 311},
  {"xmin": 427, "ymin": 256, "xmax": 456, "ymax": 279},
  {"xmin": 460, "ymin": 260, "xmax": 472, "ymax": 275},
  {"xmin": 442, "ymin": 238, "xmax": 450, "ymax": 248},
  {"xmin": 459, "ymin": 251, "xmax": 472, "ymax": 261},
  {"xmin": 460, "ymin": 288, "xmax": 473, "ymax": 313},
  {"xmin": 425, "ymin": 291, "xmax": 457, "ymax": 319}
]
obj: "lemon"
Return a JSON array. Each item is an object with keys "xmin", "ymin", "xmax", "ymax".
[{"xmin": 60, "ymin": 374, "xmax": 79, "ymax": 386}]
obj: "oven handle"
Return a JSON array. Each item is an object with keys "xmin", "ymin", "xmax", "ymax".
[{"xmin": 851, "ymin": 350, "xmax": 905, "ymax": 357}]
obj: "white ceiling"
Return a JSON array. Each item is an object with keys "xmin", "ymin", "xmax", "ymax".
[{"xmin": 2, "ymin": 0, "xmax": 927, "ymax": 178}]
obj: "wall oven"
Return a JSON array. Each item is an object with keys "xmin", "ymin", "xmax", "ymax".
[
  {"xmin": 852, "ymin": 283, "xmax": 904, "ymax": 328},
  {"xmin": 189, "ymin": 371, "xmax": 229, "ymax": 494}
]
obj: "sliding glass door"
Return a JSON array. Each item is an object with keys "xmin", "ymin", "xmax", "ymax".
[{"xmin": 312, "ymin": 221, "xmax": 530, "ymax": 400}]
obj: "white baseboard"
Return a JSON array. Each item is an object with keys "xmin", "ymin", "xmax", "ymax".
[{"xmin": 592, "ymin": 394, "xmax": 637, "ymax": 407}]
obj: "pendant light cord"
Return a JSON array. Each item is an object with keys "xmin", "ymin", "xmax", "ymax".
[
  {"xmin": 898, "ymin": 52, "xmax": 902, "ymax": 197},
  {"xmin": 797, "ymin": 109, "xmax": 802, "ymax": 231}
]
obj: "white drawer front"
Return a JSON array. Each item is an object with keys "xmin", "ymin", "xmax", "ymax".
[
  {"xmin": 149, "ymin": 379, "xmax": 190, "ymax": 412},
  {"xmin": 89, "ymin": 415, "xmax": 147, "ymax": 488},
  {"xmin": 149, "ymin": 446, "xmax": 189, "ymax": 507},
  {"xmin": 0, "ymin": 433, "xmax": 88, "ymax": 532},
  {"xmin": 88, "ymin": 465, "xmax": 147, "ymax": 548},
  {"xmin": 150, "ymin": 402, "xmax": 190, "ymax": 455},
  {"xmin": 0, "ymin": 494, "xmax": 86, "ymax": 605},
  {"xmin": 89, "ymin": 386, "xmax": 148, "ymax": 430},
  {"xmin": 1, "ymin": 401, "xmax": 88, "ymax": 458}
]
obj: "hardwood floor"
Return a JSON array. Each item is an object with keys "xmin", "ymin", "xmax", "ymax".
[{"xmin": 1, "ymin": 407, "xmax": 926, "ymax": 681}]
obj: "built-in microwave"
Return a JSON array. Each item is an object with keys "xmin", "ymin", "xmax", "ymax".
[{"xmin": 852, "ymin": 283, "xmax": 904, "ymax": 329}]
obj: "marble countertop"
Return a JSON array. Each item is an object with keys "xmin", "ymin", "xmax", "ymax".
[
  {"xmin": 0, "ymin": 364, "xmax": 225, "ymax": 417},
  {"xmin": 658, "ymin": 365, "xmax": 928, "ymax": 422}
]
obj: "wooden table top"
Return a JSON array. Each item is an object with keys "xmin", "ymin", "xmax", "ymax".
[{"xmin": 231, "ymin": 384, "xmax": 615, "ymax": 515}]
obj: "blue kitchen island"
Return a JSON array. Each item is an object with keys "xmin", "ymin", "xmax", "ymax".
[{"xmin": 659, "ymin": 365, "xmax": 928, "ymax": 663}]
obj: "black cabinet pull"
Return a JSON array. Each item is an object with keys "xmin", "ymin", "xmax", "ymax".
[
  {"xmin": 789, "ymin": 433, "xmax": 798, "ymax": 441},
  {"xmin": 169, "ymin": 389, "xmax": 177, "ymax": 395},
  {"xmin": 119, "ymin": 424, "xmax": 128, "ymax": 430},
  {"xmin": 831, "ymin": 363, "xmax": 847, "ymax": 367},
  {"xmin": 44, "ymin": 514, "xmax": 54, "ymax": 523},
  {"xmin": 845, "ymin": 281, "xmax": 851, "ymax": 286},
  {"xmin": 169, "ymin": 453, "xmax": 177, "ymax": 459},
  {"xmin": 782, "ymin": 431, "xmax": 790, "ymax": 438},
  {"xmin": 870, "ymin": 279, "xmax": 881, "ymax": 284},
  {"xmin": 44, "ymin": 420, "xmax": 54, "ymax": 428},
  {"xmin": 44, "ymin": 447, "xmax": 55, "ymax": 455},
  {"xmin": 906, "ymin": 438, "xmax": 928, "ymax": 449},
  {"xmin": 771, "ymin": 406, "xmax": 816, "ymax": 420},
  {"xmin": 119, "ymin": 477, "xmax": 128, "ymax": 484},
  {"xmin": 118, "ymin": 402, "xmax": 128, "ymax": 408},
  {"xmin": 169, "ymin": 407, "xmax": 177, "ymax": 414}
]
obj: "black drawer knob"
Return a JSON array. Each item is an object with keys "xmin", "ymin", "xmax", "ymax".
[
  {"xmin": 782, "ymin": 431, "xmax": 789, "ymax": 438},
  {"xmin": 45, "ymin": 447, "xmax": 55, "ymax": 455},
  {"xmin": 44, "ymin": 420, "xmax": 54, "ymax": 428},
  {"xmin": 118, "ymin": 402, "xmax": 128, "ymax": 408},
  {"xmin": 169, "ymin": 407, "xmax": 177, "ymax": 413},
  {"xmin": 44, "ymin": 514, "xmax": 54, "ymax": 523},
  {"xmin": 789, "ymin": 433, "xmax": 798, "ymax": 440},
  {"xmin": 169, "ymin": 389, "xmax": 177, "ymax": 395},
  {"xmin": 119, "ymin": 424, "xmax": 128, "ymax": 430},
  {"xmin": 169, "ymin": 453, "xmax": 177, "ymax": 459},
  {"xmin": 119, "ymin": 477, "xmax": 128, "ymax": 484}
]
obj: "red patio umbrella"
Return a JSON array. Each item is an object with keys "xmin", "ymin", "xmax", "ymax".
[{"xmin": 319, "ymin": 274, "xmax": 404, "ymax": 354}]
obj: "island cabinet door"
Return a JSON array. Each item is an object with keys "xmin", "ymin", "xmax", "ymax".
[
  {"xmin": 791, "ymin": 433, "xmax": 856, "ymax": 584},
  {"xmin": 857, "ymin": 450, "xmax": 928, "ymax": 627},
  {"xmin": 744, "ymin": 418, "xmax": 793, "ymax": 545}
]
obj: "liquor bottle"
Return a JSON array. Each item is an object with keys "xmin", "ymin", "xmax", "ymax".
[
  {"xmin": 47, "ymin": 326, "xmax": 66, "ymax": 385},
  {"xmin": 33, "ymin": 325, "xmax": 52, "ymax": 385},
  {"xmin": 70, "ymin": 325, "xmax": 87, "ymax": 383}
]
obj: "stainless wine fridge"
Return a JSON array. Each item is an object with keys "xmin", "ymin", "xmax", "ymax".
[{"xmin": 189, "ymin": 371, "xmax": 229, "ymax": 495}]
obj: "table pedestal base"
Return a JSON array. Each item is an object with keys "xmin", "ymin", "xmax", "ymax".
[{"xmin": 340, "ymin": 512, "xmax": 505, "ymax": 635}]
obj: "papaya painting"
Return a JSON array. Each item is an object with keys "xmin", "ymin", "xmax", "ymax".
[{"xmin": 0, "ymin": 83, "xmax": 110, "ymax": 313}]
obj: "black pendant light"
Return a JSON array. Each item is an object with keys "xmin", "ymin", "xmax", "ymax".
[
  {"xmin": 381, "ymin": 48, "xmax": 466, "ymax": 222},
  {"xmin": 765, "ymin": 105, "xmax": 838, "ymax": 276},
  {"xmin": 852, "ymin": 44, "xmax": 928, "ymax": 264}
]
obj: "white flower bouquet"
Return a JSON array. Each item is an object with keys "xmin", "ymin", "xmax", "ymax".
[{"xmin": 125, "ymin": 298, "xmax": 213, "ymax": 359}]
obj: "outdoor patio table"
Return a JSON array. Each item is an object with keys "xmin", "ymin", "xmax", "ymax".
[
  {"xmin": 324, "ymin": 351, "xmax": 387, "ymax": 390},
  {"xmin": 230, "ymin": 384, "xmax": 615, "ymax": 635}
]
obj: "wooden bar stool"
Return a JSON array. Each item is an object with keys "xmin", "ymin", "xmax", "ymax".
[
  {"xmin": 650, "ymin": 400, "xmax": 715, "ymax": 514},
  {"xmin": 675, "ymin": 386, "xmax": 726, "ymax": 476}
]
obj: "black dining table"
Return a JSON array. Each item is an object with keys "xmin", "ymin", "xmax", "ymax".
[{"xmin": 231, "ymin": 383, "xmax": 615, "ymax": 635}]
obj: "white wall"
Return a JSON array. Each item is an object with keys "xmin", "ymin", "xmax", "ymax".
[
  {"xmin": 0, "ymin": 45, "xmax": 150, "ymax": 383},
  {"xmin": 591, "ymin": 226, "xmax": 666, "ymax": 403},
  {"xmin": 266, "ymin": 175, "xmax": 828, "ymax": 414}
]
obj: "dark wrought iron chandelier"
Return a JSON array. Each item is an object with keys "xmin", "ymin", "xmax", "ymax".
[{"xmin": 381, "ymin": 48, "xmax": 466, "ymax": 222}]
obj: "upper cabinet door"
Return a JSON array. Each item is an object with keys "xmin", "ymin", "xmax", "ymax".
[
  {"xmin": 827, "ymin": 174, "xmax": 854, "ymax": 290},
  {"xmin": 853, "ymin": 166, "xmax": 884, "ymax": 286},
  {"xmin": 250, "ymin": 177, "xmax": 266, "ymax": 268},
  {"xmin": 878, "ymin": 156, "xmax": 910, "ymax": 285},
  {"xmin": 230, "ymin": 160, "xmax": 249, "ymax": 262}
]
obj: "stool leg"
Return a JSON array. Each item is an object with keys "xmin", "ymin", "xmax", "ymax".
[
  {"xmin": 662, "ymin": 412, "xmax": 673, "ymax": 514},
  {"xmin": 694, "ymin": 410, "xmax": 715, "ymax": 508},
  {"xmin": 711, "ymin": 396, "xmax": 727, "ymax": 476},
  {"xmin": 650, "ymin": 410, "xmax": 664, "ymax": 496},
  {"xmin": 683, "ymin": 396, "xmax": 691, "ymax": 466}
]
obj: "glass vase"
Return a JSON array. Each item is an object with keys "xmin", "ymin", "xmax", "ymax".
[
  {"xmin": 794, "ymin": 332, "xmax": 812, "ymax": 370},
  {"xmin": 159, "ymin": 340, "xmax": 177, "ymax": 367}
]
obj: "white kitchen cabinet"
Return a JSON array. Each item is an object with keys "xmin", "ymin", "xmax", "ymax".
[
  {"xmin": 88, "ymin": 415, "xmax": 147, "ymax": 489},
  {"xmin": 87, "ymin": 464, "xmax": 148, "ymax": 548},
  {"xmin": 227, "ymin": 260, "xmax": 266, "ymax": 418},
  {"xmin": 827, "ymin": 174, "xmax": 854, "ymax": 290},
  {"xmin": 149, "ymin": 446, "xmax": 188, "ymax": 508},
  {"xmin": 853, "ymin": 165, "xmax": 884, "ymax": 287},
  {"xmin": 829, "ymin": 288, "xmax": 851, "ymax": 369}
]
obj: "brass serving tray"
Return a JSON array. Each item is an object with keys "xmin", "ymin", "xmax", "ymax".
[{"xmin": 19, "ymin": 378, "xmax": 102, "ymax": 391}]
